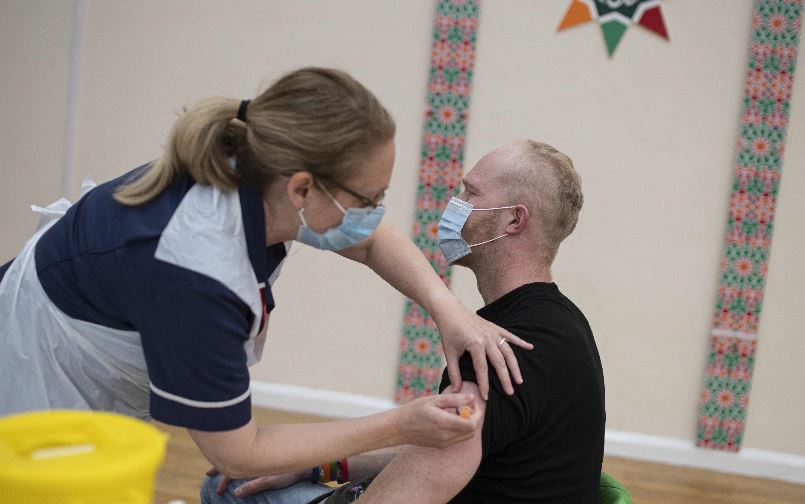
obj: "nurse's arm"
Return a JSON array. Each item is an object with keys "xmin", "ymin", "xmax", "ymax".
[
  {"xmin": 337, "ymin": 220, "xmax": 532, "ymax": 400},
  {"xmin": 190, "ymin": 411, "xmax": 399, "ymax": 479},
  {"xmin": 188, "ymin": 391, "xmax": 478, "ymax": 479},
  {"xmin": 336, "ymin": 222, "xmax": 454, "ymax": 311}
]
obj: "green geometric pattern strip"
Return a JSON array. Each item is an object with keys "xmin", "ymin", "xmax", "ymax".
[
  {"xmin": 395, "ymin": 0, "xmax": 480, "ymax": 403},
  {"xmin": 697, "ymin": 0, "xmax": 802, "ymax": 451}
]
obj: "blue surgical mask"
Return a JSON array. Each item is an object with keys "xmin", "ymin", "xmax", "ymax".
[
  {"xmin": 437, "ymin": 197, "xmax": 515, "ymax": 264},
  {"xmin": 296, "ymin": 186, "xmax": 386, "ymax": 251}
]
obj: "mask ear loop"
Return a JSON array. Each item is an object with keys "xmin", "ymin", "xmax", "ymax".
[
  {"xmin": 298, "ymin": 208, "xmax": 309, "ymax": 227},
  {"xmin": 469, "ymin": 233, "xmax": 508, "ymax": 248},
  {"xmin": 471, "ymin": 205, "xmax": 516, "ymax": 211},
  {"xmin": 466, "ymin": 205, "xmax": 517, "ymax": 247}
]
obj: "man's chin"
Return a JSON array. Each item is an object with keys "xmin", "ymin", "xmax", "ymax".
[{"xmin": 452, "ymin": 253, "xmax": 472, "ymax": 268}]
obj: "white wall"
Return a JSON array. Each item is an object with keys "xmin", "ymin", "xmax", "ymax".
[
  {"xmin": 2, "ymin": 0, "xmax": 803, "ymax": 459},
  {"xmin": 0, "ymin": 0, "xmax": 74, "ymax": 262}
]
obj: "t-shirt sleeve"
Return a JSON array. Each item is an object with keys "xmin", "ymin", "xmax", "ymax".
[
  {"xmin": 136, "ymin": 276, "xmax": 255, "ymax": 431},
  {"xmin": 440, "ymin": 342, "xmax": 547, "ymax": 457}
]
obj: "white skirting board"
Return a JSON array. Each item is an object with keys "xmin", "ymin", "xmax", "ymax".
[
  {"xmin": 249, "ymin": 380, "xmax": 805, "ymax": 485},
  {"xmin": 604, "ymin": 430, "xmax": 805, "ymax": 485}
]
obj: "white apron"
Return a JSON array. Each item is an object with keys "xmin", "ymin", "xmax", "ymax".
[{"xmin": 0, "ymin": 178, "xmax": 271, "ymax": 419}]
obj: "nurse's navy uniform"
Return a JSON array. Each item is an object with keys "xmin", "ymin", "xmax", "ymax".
[{"xmin": 0, "ymin": 165, "xmax": 288, "ymax": 431}]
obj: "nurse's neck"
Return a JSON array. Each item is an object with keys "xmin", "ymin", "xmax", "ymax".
[{"xmin": 262, "ymin": 185, "xmax": 300, "ymax": 246}]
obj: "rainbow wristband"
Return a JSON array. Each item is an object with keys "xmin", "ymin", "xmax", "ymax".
[
  {"xmin": 338, "ymin": 457, "xmax": 349, "ymax": 483},
  {"xmin": 311, "ymin": 459, "xmax": 349, "ymax": 484}
]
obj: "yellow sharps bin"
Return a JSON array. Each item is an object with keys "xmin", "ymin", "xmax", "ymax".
[{"xmin": 0, "ymin": 410, "xmax": 167, "ymax": 503}]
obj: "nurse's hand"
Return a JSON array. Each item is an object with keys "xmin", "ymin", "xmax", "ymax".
[
  {"xmin": 396, "ymin": 392, "xmax": 480, "ymax": 448},
  {"xmin": 432, "ymin": 296, "xmax": 533, "ymax": 400}
]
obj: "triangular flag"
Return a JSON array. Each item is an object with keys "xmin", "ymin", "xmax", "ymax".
[
  {"xmin": 638, "ymin": 5, "xmax": 669, "ymax": 39},
  {"xmin": 558, "ymin": 0, "xmax": 593, "ymax": 31},
  {"xmin": 600, "ymin": 20, "xmax": 628, "ymax": 57},
  {"xmin": 558, "ymin": 0, "xmax": 670, "ymax": 57}
]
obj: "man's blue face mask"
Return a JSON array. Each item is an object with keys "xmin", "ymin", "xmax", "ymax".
[
  {"xmin": 296, "ymin": 184, "xmax": 386, "ymax": 251},
  {"xmin": 437, "ymin": 196, "xmax": 516, "ymax": 264}
]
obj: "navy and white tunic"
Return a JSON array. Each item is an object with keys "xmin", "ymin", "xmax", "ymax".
[{"xmin": 0, "ymin": 165, "xmax": 288, "ymax": 431}]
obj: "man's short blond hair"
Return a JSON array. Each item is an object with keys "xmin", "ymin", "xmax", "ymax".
[{"xmin": 505, "ymin": 140, "xmax": 583, "ymax": 264}]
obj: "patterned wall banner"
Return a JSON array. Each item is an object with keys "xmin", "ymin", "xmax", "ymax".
[
  {"xmin": 395, "ymin": 0, "xmax": 480, "ymax": 404},
  {"xmin": 697, "ymin": 0, "xmax": 802, "ymax": 451}
]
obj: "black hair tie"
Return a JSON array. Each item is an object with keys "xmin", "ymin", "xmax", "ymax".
[{"xmin": 237, "ymin": 99, "xmax": 251, "ymax": 122}]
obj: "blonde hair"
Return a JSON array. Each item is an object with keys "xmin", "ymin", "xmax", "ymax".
[
  {"xmin": 115, "ymin": 67, "xmax": 396, "ymax": 205},
  {"xmin": 509, "ymin": 140, "xmax": 583, "ymax": 264}
]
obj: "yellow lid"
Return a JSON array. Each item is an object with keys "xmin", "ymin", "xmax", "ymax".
[{"xmin": 0, "ymin": 410, "xmax": 167, "ymax": 501}]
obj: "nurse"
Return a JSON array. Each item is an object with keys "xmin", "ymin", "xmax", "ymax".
[{"xmin": 0, "ymin": 68, "xmax": 531, "ymax": 478}]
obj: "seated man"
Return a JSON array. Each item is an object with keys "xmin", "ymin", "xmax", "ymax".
[{"xmin": 202, "ymin": 140, "xmax": 605, "ymax": 503}]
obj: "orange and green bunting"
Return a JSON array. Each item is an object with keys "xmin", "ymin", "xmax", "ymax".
[{"xmin": 558, "ymin": 0, "xmax": 669, "ymax": 57}]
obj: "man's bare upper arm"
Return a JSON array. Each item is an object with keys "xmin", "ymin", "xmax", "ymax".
[{"xmin": 357, "ymin": 381, "xmax": 486, "ymax": 504}]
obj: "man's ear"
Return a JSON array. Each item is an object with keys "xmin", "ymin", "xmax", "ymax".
[
  {"xmin": 505, "ymin": 204, "xmax": 529, "ymax": 235},
  {"xmin": 286, "ymin": 172, "xmax": 314, "ymax": 210}
]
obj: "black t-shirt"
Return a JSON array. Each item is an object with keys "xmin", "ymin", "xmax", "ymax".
[{"xmin": 439, "ymin": 282, "xmax": 605, "ymax": 503}]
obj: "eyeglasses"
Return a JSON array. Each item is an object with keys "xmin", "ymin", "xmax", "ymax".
[
  {"xmin": 318, "ymin": 177, "xmax": 385, "ymax": 209},
  {"xmin": 282, "ymin": 171, "xmax": 385, "ymax": 209}
]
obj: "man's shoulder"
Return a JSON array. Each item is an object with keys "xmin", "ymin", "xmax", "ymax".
[{"xmin": 490, "ymin": 287, "xmax": 592, "ymax": 349}]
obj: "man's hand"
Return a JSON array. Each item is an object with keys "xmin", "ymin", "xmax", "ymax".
[{"xmin": 206, "ymin": 467, "xmax": 309, "ymax": 497}]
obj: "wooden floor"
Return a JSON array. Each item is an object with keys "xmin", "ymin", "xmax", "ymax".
[{"xmin": 154, "ymin": 408, "xmax": 805, "ymax": 504}]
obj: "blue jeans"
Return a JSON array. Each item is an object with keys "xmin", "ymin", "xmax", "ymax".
[
  {"xmin": 200, "ymin": 474, "xmax": 333, "ymax": 504},
  {"xmin": 0, "ymin": 257, "xmax": 13, "ymax": 284}
]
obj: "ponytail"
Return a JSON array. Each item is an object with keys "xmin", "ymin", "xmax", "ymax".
[
  {"xmin": 115, "ymin": 97, "xmax": 243, "ymax": 205},
  {"xmin": 116, "ymin": 68, "xmax": 395, "ymax": 206}
]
